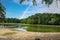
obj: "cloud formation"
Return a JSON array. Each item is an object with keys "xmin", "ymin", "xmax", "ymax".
[
  {"xmin": 44, "ymin": 0, "xmax": 60, "ymax": 13},
  {"xmin": 13, "ymin": 0, "xmax": 20, "ymax": 5},
  {"xmin": 13, "ymin": 0, "xmax": 42, "ymax": 5},
  {"xmin": 25, "ymin": 0, "xmax": 60, "ymax": 14},
  {"xmin": 13, "ymin": 0, "xmax": 60, "ymax": 19}
]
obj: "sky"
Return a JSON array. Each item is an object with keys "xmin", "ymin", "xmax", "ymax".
[{"xmin": 1, "ymin": 0, "xmax": 60, "ymax": 19}]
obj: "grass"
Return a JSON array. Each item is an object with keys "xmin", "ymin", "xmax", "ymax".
[
  {"xmin": 0, "ymin": 23, "xmax": 20, "ymax": 28},
  {"xmin": 0, "ymin": 23, "xmax": 19, "ymax": 26}
]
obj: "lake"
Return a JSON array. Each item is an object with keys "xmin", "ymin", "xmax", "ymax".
[{"xmin": 15, "ymin": 24, "xmax": 60, "ymax": 32}]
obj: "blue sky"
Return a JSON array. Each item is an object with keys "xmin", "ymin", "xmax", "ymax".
[
  {"xmin": 1, "ymin": 0, "xmax": 29, "ymax": 19},
  {"xmin": 1, "ymin": 0, "xmax": 60, "ymax": 19}
]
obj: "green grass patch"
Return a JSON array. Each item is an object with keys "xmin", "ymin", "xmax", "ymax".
[{"xmin": 0, "ymin": 23, "xmax": 19, "ymax": 26}]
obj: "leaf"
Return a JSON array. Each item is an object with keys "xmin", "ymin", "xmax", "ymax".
[
  {"xmin": 32, "ymin": 0, "xmax": 37, "ymax": 6},
  {"xmin": 20, "ymin": 0, "xmax": 25, "ymax": 4}
]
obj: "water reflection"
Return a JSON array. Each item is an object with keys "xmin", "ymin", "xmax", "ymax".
[
  {"xmin": 15, "ymin": 25, "xmax": 60, "ymax": 32},
  {"xmin": 15, "ymin": 28, "xmax": 27, "ymax": 31}
]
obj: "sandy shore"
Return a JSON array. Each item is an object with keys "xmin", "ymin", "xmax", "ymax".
[
  {"xmin": 0, "ymin": 28, "xmax": 60, "ymax": 40},
  {"xmin": 7, "ymin": 32, "xmax": 60, "ymax": 40}
]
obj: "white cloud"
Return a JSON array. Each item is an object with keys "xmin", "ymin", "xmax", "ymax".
[
  {"xmin": 13, "ymin": 0, "xmax": 20, "ymax": 5},
  {"xmin": 24, "ymin": 0, "xmax": 60, "ymax": 14},
  {"xmin": 12, "ymin": 0, "xmax": 60, "ymax": 19},
  {"xmin": 44, "ymin": 0, "xmax": 60, "ymax": 13},
  {"xmin": 13, "ymin": 0, "xmax": 42, "ymax": 5},
  {"xmin": 20, "ymin": 0, "xmax": 60, "ymax": 19},
  {"xmin": 19, "ymin": 5, "xmax": 31, "ymax": 19}
]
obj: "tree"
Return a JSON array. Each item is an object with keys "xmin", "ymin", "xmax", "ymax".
[
  {"xmin": 20, "ymin": 0, "xmax": 59, "ymax": 6},
  {"xmin": 20, "ymin": 13, "xmax": 60, "ymax": 25},
  {"xmin": 0, "ymin": 1, "xmax": 6, "ymax": 22},
  {"xmin": 5, "ymin": 18, "xmax": 21, "ymax": 23}
]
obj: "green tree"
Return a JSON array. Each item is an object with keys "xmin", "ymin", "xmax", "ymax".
[
  {"xmin": 20, "ymin": 13, "xmax": 60, "ymax": 25},
  {"xmin": 5, "ymin": 18, "xmax": 21, "ymax": 23},
  {"xmin": 0, "ymin": 2, "xmax": 6, "ymax": 22}
]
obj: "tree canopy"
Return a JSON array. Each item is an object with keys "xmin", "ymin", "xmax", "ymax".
[
  {"xmin": 0, "ymin": 0, "xmax": 6, "ymax": 22},
  {"xmin": 20, "ymin": 13, "xmax": 60, "ymax": 25},
  {"xmin": 20, "ymin": 0, "xmax": 57, "ymax": 6},
  {"xmin": 0, "ymin": 0, "xmax": 58, "ymax": 6}
]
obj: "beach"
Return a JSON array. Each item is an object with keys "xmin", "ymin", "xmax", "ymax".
[{"xmin": 0, "ymin": 28, "xmax": 60, "ymax": 40}]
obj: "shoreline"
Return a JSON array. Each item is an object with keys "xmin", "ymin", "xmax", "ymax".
[{"xmin": 0, "ymin": 28, "xmax": 60, "ymax": 40}]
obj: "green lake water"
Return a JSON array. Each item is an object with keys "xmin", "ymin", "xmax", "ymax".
[{"xmin": 15, "ymin": 25, "xmax": 60, "ymax": 32}]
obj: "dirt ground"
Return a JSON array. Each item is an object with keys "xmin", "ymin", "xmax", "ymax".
[{"xmin": 0, "ymin": 28, "xmax": 60, "ymax": 40}]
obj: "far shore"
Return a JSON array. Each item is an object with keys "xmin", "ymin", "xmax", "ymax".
[{"xmin": 0, "ymin": 23, "xmax": 60, "ymax": 26}]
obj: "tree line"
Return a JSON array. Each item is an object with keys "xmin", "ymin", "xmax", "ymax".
[
  {"xmin": 0, "ymin": 18, "xmax": 21, "ymax": 23},
  {"xmin": 4, "ymin": 18, "xmax": 21, "ymax": 23},
  {"xmin": 20, "ymin": 13, "xmax": 60, "ymax": 25}
]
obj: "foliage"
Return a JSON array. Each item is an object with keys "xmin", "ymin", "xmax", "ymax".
[
  {"xmin": 0, "ymin": 3, "xmax": 6, "ymax": 22},
  {"xmin": 5, "ymin": 18, "xmax": 21, "ymax": 23},
  {"xmin": 20, "ymin": 13, "xmax": 60, "ymax": 25},
  {"xmin": 20, "ymin": 0, "xmax": 56, "ymax": 6}
]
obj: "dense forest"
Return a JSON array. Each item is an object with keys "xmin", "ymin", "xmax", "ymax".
[
  {"xmin": 20, "ymin": 13, "xmax": 60, "ymax": 25},
  {"xmin": 0, "ymin": 13, "xmax": 60, "ymax": 25},
  {"xmin": 0, "ymin": 18, "xmax": 21, "ymax": 23},
  {"xmin": 4, "ymin": 18, "xmax": 21, "ymax": 23}
]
